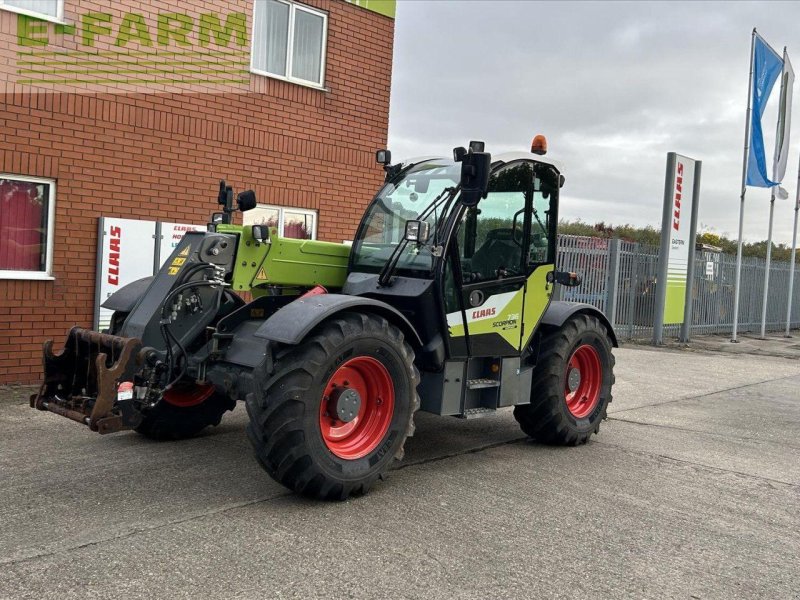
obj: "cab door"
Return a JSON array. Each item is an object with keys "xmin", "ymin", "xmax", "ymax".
[
  {"xmin": 442, "ymin": 162, "xmax": 530, "ymax": 356},
  {"xmin": 442, "ymin": 160, "xmax": 558, "ymax": 357}
]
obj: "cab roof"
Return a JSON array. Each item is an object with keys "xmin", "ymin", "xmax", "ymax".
[
  {"xmin": 399, "ymin": 152, "xmax": 563, "ymax": 173},
  {"xmin": 492, "ymin": 152, "xmax": 563, "ymax": 173}
]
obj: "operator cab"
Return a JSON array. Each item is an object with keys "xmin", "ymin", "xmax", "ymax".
[{"xmin": 346, "ymin": 141, "xmax": 565, "ymax": 368}]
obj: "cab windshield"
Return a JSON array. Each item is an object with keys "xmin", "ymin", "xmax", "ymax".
[{"xmin": 351, "ymin": 159, "xmax": 461, "ymax": 276}]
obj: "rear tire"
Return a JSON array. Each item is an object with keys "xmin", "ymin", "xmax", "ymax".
[
  {"xmin": 246, "ymin": 312, "xmax": 419, "ymax": 500},
  {"xmin": 514, "ymin": 314, "xmax": 614, "ymax": 445},
  {"xmin": 135, "ymin": 382, "xmax": 236, "ymax": 440}
]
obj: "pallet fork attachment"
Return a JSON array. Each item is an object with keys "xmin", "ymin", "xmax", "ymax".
[{"xmin": 31, "ymin": 327, "xmax": 145, "ymax": 434}]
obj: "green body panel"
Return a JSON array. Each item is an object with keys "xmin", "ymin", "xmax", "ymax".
[
  {"xmin": 520, "ymin": 265, "xmax": 555, "ymax": 348},
  {"xmin": 448, "ymin": 264, "xmax": 554, "ymax": 352},
  {"xmin": 217, "ymin": 225, "xmax": 350, "ymax": 294}
]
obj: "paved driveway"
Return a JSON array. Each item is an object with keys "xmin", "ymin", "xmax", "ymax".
[{"xmin": 1, "ymin": 344, "xmax": 798, "ymax": 599}]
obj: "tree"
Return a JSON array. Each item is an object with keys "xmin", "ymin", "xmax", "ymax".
[{"xmin": 558, "ymin": 219, "xmax": 799, "ymax": 263}]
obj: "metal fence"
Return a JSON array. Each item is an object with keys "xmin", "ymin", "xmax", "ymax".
[{"xmin": 556, "ymin": 234, "xmax": 800, "ymax": 341}]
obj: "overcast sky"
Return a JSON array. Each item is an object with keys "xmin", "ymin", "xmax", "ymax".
[{"xmin": 387, "ymin": 1, "xmax": 800, "ymax": 244}]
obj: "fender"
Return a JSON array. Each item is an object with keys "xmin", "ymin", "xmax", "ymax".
[
  {"xmin": 254, "ymin": 293, "xmax": 422, "ymax": 348},
  {"xmin": 541, "ymin": 301, "xmax": 618, "ymax": 347},
  {"xmin": 100, "ymin": 276, "xmax": 154, "ymax": 313}
]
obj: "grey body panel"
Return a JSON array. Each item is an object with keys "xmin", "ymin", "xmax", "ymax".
[
  {"xmin": 220, "ymin": 320, "xmax": 270, "ymax": 369},
  {"xmin": 541, "ymin": 301, "xmax": 618, "ymax": 347},
  {"xmin": 419, "ymin": 361, "xmax": 465, "ymax": 415},
  {"xmin": 253, "ymin": 293, "xmax": 422, "ymax": 347},
  {"xmin": 418, "ymin": 356, "xmax": 532, "ymax": 416},
  {"xmin": 101, "ymin": 277, "xmax": 154, "ymax": 313},
  {"xmin": 499, "ymin": 357, "xmax": 533, "ymax": 407}
]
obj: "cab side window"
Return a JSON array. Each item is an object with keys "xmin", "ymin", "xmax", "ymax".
[
  {"xmin": 528, "ymin": 189, "xmax": 553, "ymax": 267},
  {"xmin": 459, "ymin": 163, "xmax": 532, "ymax": 283}
]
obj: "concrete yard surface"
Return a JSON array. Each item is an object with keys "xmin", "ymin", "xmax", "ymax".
[{"xmin": 0, "ymin": 343, "xmax": 798, "ymax": 599}]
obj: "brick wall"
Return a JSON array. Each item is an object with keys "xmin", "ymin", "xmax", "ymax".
[{"xmin": 0, "ymin": 0, "xmax": 394, "ymax": 383}]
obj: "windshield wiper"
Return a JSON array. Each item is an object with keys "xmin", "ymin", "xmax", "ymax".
[
  {"xmin": 417, "ymin": 186, "xmax": 456, "ymax": 222},
  {"xmin": 377, "ymin": 186, "xmax": 458, "ymax": 287}
]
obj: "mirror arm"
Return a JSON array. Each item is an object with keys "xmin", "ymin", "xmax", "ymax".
[
  {"xmin": 377, "ymin": 238, "xmax": 409, "ymax": 287},
  {"xmin": 547, "ymin": 271, "xmax": 582, "ymax": 287}
]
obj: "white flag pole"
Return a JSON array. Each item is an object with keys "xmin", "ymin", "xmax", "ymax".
[
  {"xmin": 759, "ymin": 47, "xmax": 788, "ymax": 338},
  {"xmin": 732, "ymin": 29, "xmax": 757, "ymax": 343},
  {"xmin": 786, "ymin": 159, "xmax": 799, "ymax": 337},
  {"xmin": 760, "ymin": 192, "xmax": 776, "ymax": 338}
]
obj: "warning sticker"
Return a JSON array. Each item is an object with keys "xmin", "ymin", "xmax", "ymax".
[
  {"xmin": 255, "ymin": 267, "xmax": 267, "ymax": 281},
  {"xmin": 167, "ymin": 244, "xmax": 192, "ymax": 276}
]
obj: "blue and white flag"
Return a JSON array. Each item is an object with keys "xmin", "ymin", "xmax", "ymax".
[
  {"xmin": 772, "ymin": 49, "xmax": 794, "ymax": 185},
  {"xmin": 746, "ymin": 33, "xmax": 783, "ymax": 188}
]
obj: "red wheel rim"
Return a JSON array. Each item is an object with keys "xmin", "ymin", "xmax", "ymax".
[
  {"xmin": 564, "ymin": 344, "xmax": 602, "ymax": 418},
  {"xmin": 162, "ymin": 382, "xmax": 214, "ymax": 408},
  {"xmin": 319, "ymin": 356, "xmax": 395, "ymax": 460}
]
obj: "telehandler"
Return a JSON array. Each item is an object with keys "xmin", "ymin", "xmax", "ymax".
[{"xmin": 32, "ymin": 139, "xmax": 617, "ymax": 500}]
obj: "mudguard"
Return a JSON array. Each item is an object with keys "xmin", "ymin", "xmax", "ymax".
[
  {"xmin": 100, "ymin": 277, "xmax": 154, "ymax": 313},
  {"xmin": 541, "ymin": 301, "xmax": 618, "ymax": 347},
  {"xmin": 253, "ymin": 293, "xmax": 422, "ymax": 347}
]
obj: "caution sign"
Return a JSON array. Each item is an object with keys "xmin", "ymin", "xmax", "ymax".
[
  {"xmin": 255, "ymin": 267, "xmax": 268, "ymax": 281},
  {"xmin": 167, "ymin": 245, "xmax": 192, "ymax": 276}
]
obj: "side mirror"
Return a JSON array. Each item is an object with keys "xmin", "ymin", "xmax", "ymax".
[
  {"xmin": 547, "ymin": 271, "xmax": 582, "ymax": 287},
  {"xmin": 376, "ymin": 149, "xmax": 392, "ymax": 165},
  {"xmin": 218, "ymin": 180, "xmax": 232, "ymax": 206},
  {"xmin": 252, "ymin": 225, "xmax": 270, "ymax": 243},
  {"xmin": 458, "ymin": 150, "xmax": 491, "ymax": 207},
  {"xmin": 404, "ymin": 220, "xmax": 431, "ymax": 243},
  {"xmin": 237, "ymin": 190, "xmax": 257, "ymax": 212}
]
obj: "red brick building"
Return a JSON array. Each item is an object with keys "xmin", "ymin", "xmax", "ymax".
[{"xmin": 0, "ymin": 0, "xmax": 395, "ymax": 383}]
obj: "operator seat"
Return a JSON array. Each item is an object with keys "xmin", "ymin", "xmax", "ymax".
[{"xmin": 470, "ymin": 228, "xmax": 522, "ymax": 279}]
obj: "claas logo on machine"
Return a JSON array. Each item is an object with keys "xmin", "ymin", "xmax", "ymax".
[{"xmin": 168, "ymin": 246, "xmax": 191, "ymax": 275}]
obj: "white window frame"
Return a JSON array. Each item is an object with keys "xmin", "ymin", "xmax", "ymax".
[
  {"xmin": 0, "ymin": 174, "xmax": 56, "ymax": 281},
  {"xmin": 250, "ymin": 0, "xmax": 328, "ymax": 90},
  {"xmin": 0, "ymin": 0, "xmax": 66, "ymax": 25},
  {"xmin": 245, "ymin": 204, "xmax": 318, "ymax": 240}
]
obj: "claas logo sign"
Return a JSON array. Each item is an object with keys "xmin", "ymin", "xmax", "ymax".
[
  {"xmin": 107, "ymin": 226, "xmax": 122, "ymax": 285},
  {"xmin": 673, "ymin": 162, "xmax": 684, "ymax": 232}
]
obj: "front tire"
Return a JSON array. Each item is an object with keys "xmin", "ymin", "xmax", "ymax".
[
  {"xmin": 135, "ymin": 382, "xmax": 236, "ymax": 440},
  {"xmin": 514, "ymin": 314, "xmax": 615, "ymax": 445},
  {"xmin": 246, "ymin": 312, "xmax": 419, "ymax": 500},
  {"xmin": 106, "ymin": 311, "xmax": 236, "ymax": 441}
]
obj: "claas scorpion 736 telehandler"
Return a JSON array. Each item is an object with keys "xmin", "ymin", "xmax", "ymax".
[{"xmin": 32, "ymin": 139, "xmax": 617, "ymax": 500}]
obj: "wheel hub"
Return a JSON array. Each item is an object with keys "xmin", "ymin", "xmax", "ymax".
[
  {"xmin": 567, "ymin": 367, "xmax": 581, "ymax": 393},
  {"xmin": 332, "ymin": 387, "xmax": 361, "ymax": 423}
]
